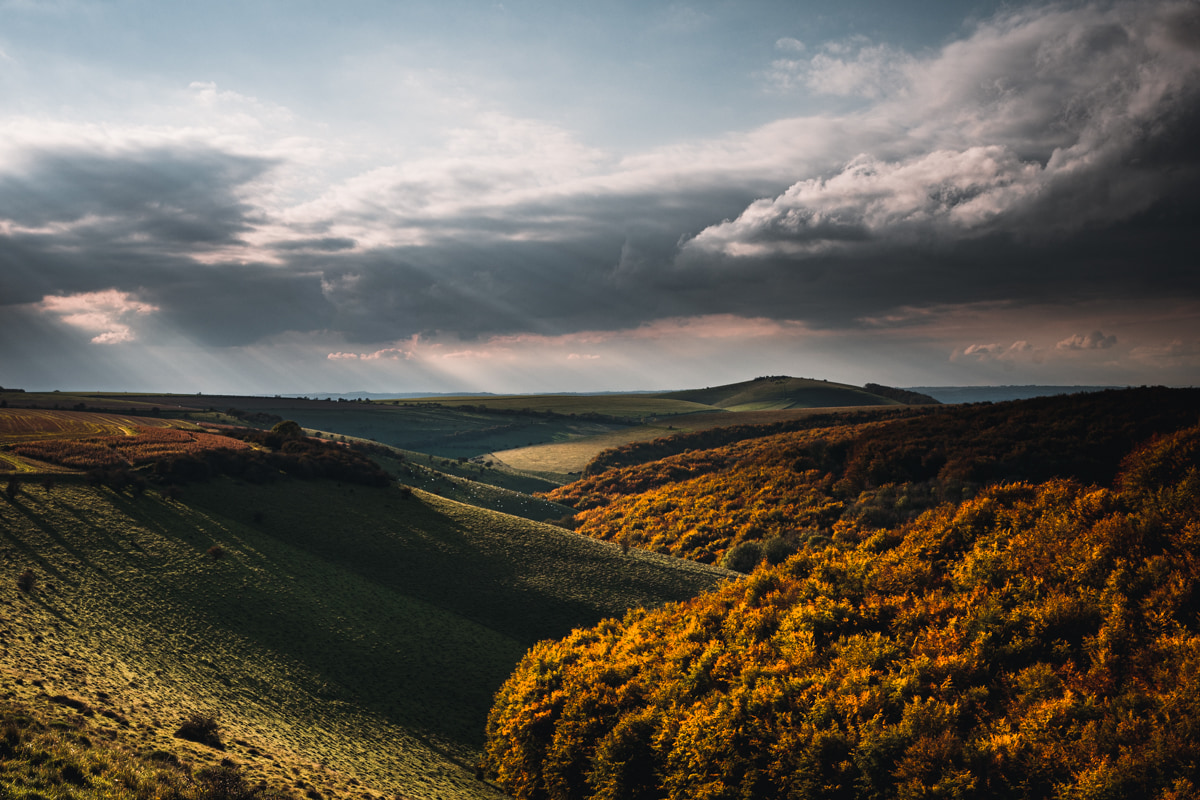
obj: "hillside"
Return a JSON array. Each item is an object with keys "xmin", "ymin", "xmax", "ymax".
[
  {"xmin": 484, "ymin": 423, "xmax": 1200, "ymax": 799},
  {"xmin": 546, "ymin": 387, "xmax": 1200, "ymax": 565},
  {"xmin": 655, "ymin": 376, "xmax": 906, "ymax": 411},
  {"xmin": 0, "ymin": 474, "xmax": 728, "ymax": 800}
]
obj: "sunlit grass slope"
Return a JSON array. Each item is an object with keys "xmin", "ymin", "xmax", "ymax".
[
  {"xmin": 488, "ymin": 408, "xmax": 889, "ymax": 478},
  {"xmin": 0, "ymin": 478, "xmax": 728, "ymax": 800}
]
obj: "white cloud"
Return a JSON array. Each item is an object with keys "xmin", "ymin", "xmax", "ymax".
[
  {"xmin": 767, "ymin": 37, "xmax": 914, "ymax": 98},
  {"xmin": 689, "ymin": 1, "xmax": 1200, "ymax": 259},
  {"xmin": 687, "ymin": 146, "xmax": 1042, "ymax": 257},
  {"xmin": 956, "ymin": 340, "xmax": 1040, "ymax": 363},
  {"xmin": 38, "ymin": 289, "xmax": 158, "ymax": 344}
]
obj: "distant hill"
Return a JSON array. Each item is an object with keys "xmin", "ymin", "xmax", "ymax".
[{"xmin": 654, "ymin": 376, "xmax": 904, "ymax": 411}]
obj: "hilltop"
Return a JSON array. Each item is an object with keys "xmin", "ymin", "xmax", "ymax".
[{"xmin": 654, "ymin": 375, "xmax": 917, "ymax": 410}]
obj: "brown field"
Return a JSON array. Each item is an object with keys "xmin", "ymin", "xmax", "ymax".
[
  {"xmin": 488, "ymin": 407, "xmax": 867, "ymax": 476},
  {"xmin": 0, "ymin": 409, "xmax": 246, "ymax": 472},
  {"xmin": 0, "ymin": 408, "xmax": 189, "ymax": 442}
]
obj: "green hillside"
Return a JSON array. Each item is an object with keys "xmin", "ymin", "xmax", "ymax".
[
  {"xmin": 655, "ymin": 376, "xmax": 904, "ymax": 411},
  {"xmin": 401, "ymin": 395, "xmax": 716, "ymax": 419},
  {"xmin": 0, "ymin": 477, "xmax": 728, "ymax": 800}
]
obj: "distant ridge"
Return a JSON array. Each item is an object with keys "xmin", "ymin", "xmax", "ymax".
[
  {"xmin": 655, "ymin": 375, "xmax": 904, "ymax": 410},
  {"xmin": 910, "ymin": 385, "xmax": 1127, "ymax": 404}
]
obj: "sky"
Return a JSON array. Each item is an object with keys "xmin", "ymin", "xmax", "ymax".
[{"xmin": 1, "ymin": 0, "xmax": 1198, "ymax": 394}]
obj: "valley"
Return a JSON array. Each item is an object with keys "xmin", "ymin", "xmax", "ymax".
[{"xmin": 1, "ymin": 378, "xmax": 1197, "ymax": 799}]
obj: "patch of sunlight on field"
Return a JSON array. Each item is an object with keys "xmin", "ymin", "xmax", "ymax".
[{"xmin": 489, "ymin": 408, "xmax": 853, "ymax": 476}]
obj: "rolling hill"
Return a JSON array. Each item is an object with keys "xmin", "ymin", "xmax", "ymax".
[
  {"xmin": 0, "ymin": 469, "xmax": 728, "ymax": 799},
  {"xmin": 654, "ymin": 375, "xmax": 908, "ymax": 411},
  {"xmin": 545, "ymin": 387, "xmax": 1200, "ymax": 565},
  {"xmin": 484, "ymin": 422, "xmax": 1200, "ymax": 800}
]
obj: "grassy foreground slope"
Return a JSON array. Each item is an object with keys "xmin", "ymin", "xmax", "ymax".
[{"xmin": 0, "ymin": 477, "xmax": 728, "ymax": 800}]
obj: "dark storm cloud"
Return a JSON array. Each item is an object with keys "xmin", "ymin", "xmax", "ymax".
[
  {"xmin": 0, "ymin": 144, "xmax": 276, "ymax": 304},
  {"xmin": 2, "ymin": 0, "xmax": 1198, "ymax": 358},
  {"xmin": 0, "ymin": 147, "xmax": 272, "ymax": 241},
  {"xmin": 0, "ymin": 143, "xmax": 324, "ymax": 347},
  {"xmin": 271, "ymin": 237, "xmax": 357, "ymax": 252},
  {"xmin": 672, "ymin": 0, "xmax": 1200, "ymax": 328}
]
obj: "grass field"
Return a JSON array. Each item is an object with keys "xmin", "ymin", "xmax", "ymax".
[
  {"xmin": 205, "ymin": 404, "xmax": 629, "ymax": 459},
  {"xmin": 0, "ymin": 408, "xmax": 191, "ymax": 443},
  {"xmin": 403, "ymin": 395, "xmax": 717, "ymax": 419},
  {"xmin": 487, "ymin": 407, "xmax": 886, "ymax": 477},
  {"xmin": 0, "ymin": 477, "xmax": 728, "ymax": 800}
]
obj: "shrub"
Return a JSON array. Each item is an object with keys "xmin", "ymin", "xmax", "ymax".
[
  {"xmin": 174, "ymin": 713, "xmax": 223, "ymax": 749},
  {"xmin": 270, "ymin": 420, "xmax": 305, "ymax": 441},
  {"xmin": 761, "ymin": 535, "xmax": 799, "ymax": 565},
  {"xmin": 720, "ymin": 540, "xmax": 762, "ymax": 573},
  {"xmin": 16, "ymin": 569, "xmax": 35, "ymax": 593}
]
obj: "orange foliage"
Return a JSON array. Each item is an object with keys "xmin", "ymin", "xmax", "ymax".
[
  {"xmin": 10, "ymin": 427, "xmax": 254, "ymax": 470},
  {"xmin": 547, "ymin": 387, "xmax": 1200, "ymax": 565},
  {"xmin": 486, "ymin": 424, "xmax": 1200, "ymax": 800}
]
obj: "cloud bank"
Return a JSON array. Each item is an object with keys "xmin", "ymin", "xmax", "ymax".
[{"xmin": 0, "ymin": 0, "xmax": 1197, "ymax": 390}]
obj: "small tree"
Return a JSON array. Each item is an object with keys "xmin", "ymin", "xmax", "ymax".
[
  {"xmin": 720, "ymin": 540, "xmax": 763, "ymax": 573},
  {"xmin": 16, "ymin": 569, "xmax": 35, "ymax": 593},
  {"xmin": 174, "ymin": 712, "xmax": 223, "ymax": 749},
  {"xmin": 270, "ymin": 420, "xmax": 305, "ymax": 440}
]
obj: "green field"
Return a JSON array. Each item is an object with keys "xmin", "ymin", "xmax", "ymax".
[
  {"xmin": 403, "ymin": 395, "xmax": 717, "ymax": 419},
  {"xmin": 2, "ymin": 380, "xmax": 909, "ymax": 468},
  {"xmin": 487, "ymin": 407, "xmax": 887, "ymax": 477},
  {"xmin": 230, "ymin": 405, "xmax": 629, "ymax": 459},
  {"xmin": 0, "ymin": 477, "xmax": 729, "ymax": 800}
]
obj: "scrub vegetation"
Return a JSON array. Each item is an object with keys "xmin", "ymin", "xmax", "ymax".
[
  {"xmin": 548, "ymin": 387, "xmax": 1200, "ymax": 564},
  {"xmin": 484, "ymin": 391, "xmax": 1200, "ymax": 799}
]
